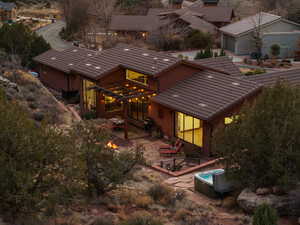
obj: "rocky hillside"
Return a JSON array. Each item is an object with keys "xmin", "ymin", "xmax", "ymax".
[{"xmin": 0, "ymin": 70, "xmax": 76, "ymax": 126}]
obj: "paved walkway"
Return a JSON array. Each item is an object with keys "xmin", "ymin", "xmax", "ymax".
[{"xmin": 36, "ymin": 20, "xmax": 72, "ymax": 51}]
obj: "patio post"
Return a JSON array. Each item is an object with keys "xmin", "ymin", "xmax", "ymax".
[{"xmin": 123, "ymin": 101, "xmax": 129, "ymax": 139}]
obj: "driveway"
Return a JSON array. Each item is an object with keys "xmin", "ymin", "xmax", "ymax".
[{"xmin": 36, "ymin": 20, "xmax": 72, "ymax": 51}]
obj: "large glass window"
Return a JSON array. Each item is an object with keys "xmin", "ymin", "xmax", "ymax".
[
  {"xmin": 126, "ymin": 70, "xmax": 148, "ymax": 86},
  {"xmin": 128, "ymin": 97, "xmax": 149, "ymax": 121},
  {"xmin": 175, "ymin": 112, "xmax": 203, "ymax": 147},
  {"xmin": 105, "ymin": 96, "xmax": 122, "ymax": 112},
  {"xmin": 83, "ymin": 79, "xmax": 96, "ymax": 111}
]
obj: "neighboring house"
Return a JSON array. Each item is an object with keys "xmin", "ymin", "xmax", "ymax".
[
  {"xmin": 262, "ymin": 31, "xmax": 300, "ymax": 58},
  {"xmin": 168, "ymin": 0, "xmax": 184, "ymax": 9},
  {"xmin": 0, "ymin": 1, "xmax": 16, "ymax": 22},
  {"xmin": 109, "ymin": 0, "xmax": 234, "ymax": 38},
  {"xmin": 35, "ymin": 44, "xmax": 263, "ymax": 156},
  {"xmin": 33, "ymin": 47, "xmax": 96, "ymax": 96},
  {"xmin": 220, "ymin": 12, "xmax": 300, "ymax": 56}
]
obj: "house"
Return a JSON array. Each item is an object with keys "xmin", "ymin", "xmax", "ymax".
[
  {"xmin": 35, "ymin": 44, "xmax": 264, "ymax": 156},
  {"xmin": 109, "ymin": 0, "xmax": 234, "ymax": 38},
  {"xmin": 33, "ymin": 47, "xmax": 96, "ymax": 96},
  {"xmin": 168, "ymin": 0, "xmax": 184, "ymax": 9},
  {"xmin": 220, "ymin": 12, "xmax": 300, "ymax": 56},
  {"xmin": 0, "ymin": 1, "xmax": 16, "ymax": 22}
]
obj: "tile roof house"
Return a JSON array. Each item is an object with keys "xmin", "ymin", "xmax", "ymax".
[
  {"xmin": 0, "ymin": 1, "xmax": 16, "ymax": 22},
  {"xmin": 35, "ymin": 44, "xmax": 270, "ymax": 156},
  {"xmin": 220, "ymin": 12, "xmax": 300, "ymax": 55},
  {"xmin": 109, "ymin": 0, "xmax": 234, "ymax": 38}
]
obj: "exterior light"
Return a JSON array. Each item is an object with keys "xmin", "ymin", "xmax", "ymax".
[
  {"xmin": 125, "ymin": 84, "xmax": 129, "ymax": 87},
  {"xmin": 152, "ymin": 93, "xmax": 157, "ymax": 96},
  {"xmin": 133, "ymin": 86, "xmax": 137, "ymax": 89}
]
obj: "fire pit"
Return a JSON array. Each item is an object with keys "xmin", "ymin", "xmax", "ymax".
[{"xmin": 106, "ymin": 141, "xmax": 119, "ymax": 150}]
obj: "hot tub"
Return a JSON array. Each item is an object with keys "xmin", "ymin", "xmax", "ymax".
[{"xmin": 194, "ymin": 169, "xmax": 232, "ymax": 198}]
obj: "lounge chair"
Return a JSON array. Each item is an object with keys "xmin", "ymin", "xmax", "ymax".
[
  {"xmin": 159, "ymin": 139, "xmax": 181, "ymax": 150},
  {"xmin": 159, "ymin": 142, "xmax": 183, "ymax": 156}
]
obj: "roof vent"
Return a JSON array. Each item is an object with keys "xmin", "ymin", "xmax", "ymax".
[
  {"xmin": 153, "ymin": 57, "xmax": 158, "ymax": 60},
  {"xmin": 95, "ymin": 66, "xmax": 101, "ymax": 69},
  {"xmin": 72, "ymin": 49, "xmax": 78, "ymax": 52},
  {"xmin": 172, "ymin": 94, "xmax": 179, "ymax": 98},
  {"xmin": 151, "ymin": 66, "xmax": 156, "ymax": 69},
  {"xmin": 51, "ymin": 57, "xmax": 56, "ymax": 60},
  {"xmin": 87, "ymin": 54, "xmax": 92, "ymax": 56},
  {"xmin": 68, "ymin": 63, "xmax": 73, "ymax": 66},
  {"xmin": 199, "ymin": 103, "xmax": 207, "ymax": 107},
  {"xmin": 124, "ymin": 48, "xmax": 130, "ymax": 51},
  {"xmin": 232, "ymin": 82, "xmax": 240, "ymax": 86},
  {"xmin": 163, "ymin": 59, "xmax": 170, "ymax": 62},
  {"xmin": 142, "ymin": 53, "xmax": 149, "ymax": 56},
  {"xmin": 86, "ymin": 63, "xmax": 91, "ymax": 66},
  {"xmin": 207, "ymin": 75, "xmax": 213, "ymax": 79}
]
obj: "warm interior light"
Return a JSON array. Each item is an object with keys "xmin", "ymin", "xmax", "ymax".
[{"xmin": 107, "ymin": 141, "xmax": 118, "ymax": 149}]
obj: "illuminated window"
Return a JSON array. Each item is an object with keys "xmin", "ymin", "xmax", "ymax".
[
  {"xmin": 224, "ymin": 115, "xmax": 239, "ymax": 125},
  {"xmin": 175, "ymin": 112, "xmax": 203, "ymax": 147},
  {"xmin": 83, "ymin": 79, "xmax": 96, "ymax": 111},
  {"xmin": 126, "ymin": 70, "xmax": 148, "ymax": 86},
  {"xmin": 105, "ymin": 96, "xmax": 122, "ymax": 112}
]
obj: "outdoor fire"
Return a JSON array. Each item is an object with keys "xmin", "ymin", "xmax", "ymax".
[{"xmin": 107, "ymin": 141, "xmax": 118, "ymax": 150}]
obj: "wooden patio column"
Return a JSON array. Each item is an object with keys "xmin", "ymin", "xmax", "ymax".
[{"xmin": 123, "ymin": 100, "xmax": 129, "ymax": 140}]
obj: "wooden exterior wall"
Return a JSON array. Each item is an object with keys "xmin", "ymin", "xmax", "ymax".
[{"xmin": 38, "ymin": 65, "xmax": 80, "ymax": 93}]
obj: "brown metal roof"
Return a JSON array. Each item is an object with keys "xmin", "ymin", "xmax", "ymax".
[
  {"xmin": 71, "ymin": 43, "xmax": 181, "ymax": 80},
  {"xmin": 109, "ymin": 15, "xmax": 161, "ymax": 32},
  {"xmin": 33, "ymin": 47, "xmax": 96, "ymax": 74},
  {"xmin": 153, "ymin": 70, "xmax": 261, "ymax": 121},
  {"xmin": 245, "ymin": 69, "xmax": 300, "ymax": 87},
  {"xmin": 189, "ymin": 6, "xmax": 234, "ymax": 23},
  {"xmin": 193, "ymin": 56, "xmax": 242, "ymax": 76}
]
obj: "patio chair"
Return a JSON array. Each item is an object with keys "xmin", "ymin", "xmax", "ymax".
[
  {"xmin": 159, "ymin": 142, "xmax": 183, "ymax": 156},
  {"xmin": 159, "ymin": 139, "xmax": 181, "ymax": 150}
]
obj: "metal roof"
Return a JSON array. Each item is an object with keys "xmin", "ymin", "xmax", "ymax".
[
  {"xmin": 245, "ymin": 69, "xmax": 300, "ymax": 87},
  {"xmin": 193, "ymin": 56, "xmax": 242, "ymax": 76},
  {"xmin": 33, "ymin": 47, "xmax": 96, "ymax": 74},
  {"xmin": 153, "ymin": 70, "xmax": 261, "ymax": 121},
  {"xmin": 71, "ymin": 43, "xmax": 181, "ymax": 79},
  {"xmin": 220, "ymin": 12, "xmax": 282, "ymax": 36}
]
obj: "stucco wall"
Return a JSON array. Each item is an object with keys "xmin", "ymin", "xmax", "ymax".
[{"xmin": 262, "ymin": 32, "xmax": 300, "ymax": 58}]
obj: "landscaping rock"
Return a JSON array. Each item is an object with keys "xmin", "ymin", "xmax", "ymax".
[
  {"xmin": 256, "ymin": 187, "xmax": 272, "ymax": 195},
  {"xmin": 238, "ymin": 187, "xmax": 300, "ymax": 216}
]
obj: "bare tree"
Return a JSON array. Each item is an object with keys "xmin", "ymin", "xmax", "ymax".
[{"xmin": 251, "ymin": 11, "xmax": 263, "ymax": 64}]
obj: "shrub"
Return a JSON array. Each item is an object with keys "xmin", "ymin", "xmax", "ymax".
[
  {"xmin": 174, "ymin": 208, "xmax": 191, "ymax": 221},
  {"xmin": 253, "ymin": 204, "xmax": 278, "ymax": 225},
  {"xmin": 270, "ymin": 44, "xmax": 281, "ymax": 58},
  {"xmin": 120, "ymin": 211, "xmax": 164, "ymax": 225},
  {"xmin": 147, "ymin": 183, "xmax": 173, "ymax": 205},
  {"xmin": 135, "ymin": 195, "xmax": 154, "ymax": 208},
  {"xmin": 29, "ymin": 102, "xmax": 38, "ymax": 110},
  {"xmin": 26, "ymin": 94, "xmax": 35, "ymax": 102},
  {"xmin": 184, "ymin": 30, "xmax": 213, "ymax": 49},
  {"xmin": 90, "ymin": 217, "xmax": 115, "ymax": 225},
  {"xmin": 33, "ymin": 112, "xmax": 45, "ymax": 121},
  {"xmin": 82, "ymin": 111, "xmax": 97, "ymax": 120},
  {"xmin": 213, "ymin": 82, "xmax": 300, "ymax": 189}
]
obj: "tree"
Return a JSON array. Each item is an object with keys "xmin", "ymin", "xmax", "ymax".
[
  {"xmin": 213, "ymin": 82, "xmax": 300, "ymax": 190},
  {"xmin": 184, "ymin": 30, "xmax": 213, "ymax": 50},
  {"xmin": 251, "ymin": 12, "xmax": 263, "ymax": 63},
  {"xmin": 0, "ymin": 88, "xmax": 73, "ymax": 221},
  {"xmin": 253, "ymin": 204, "xmax": 278, "ymax": 225},
  {"xmin": 270, "ymin": 44, "xmax": 281, "ymax": 58},
  {"xmin": 0, "ymin": 23, "xmax": 50, "ymax": 68},
  {"xmin": 72, "ymin": 122, "xmax": 144, "ymax": 196}
]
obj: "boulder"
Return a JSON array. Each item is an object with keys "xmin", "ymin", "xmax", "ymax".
[
  {"xmin": 237, "ymin": 187, "xmax": 300, "ymax": 216},
  {"xmin": 256, "ymin": 188, "xmax": 272, "ymax": 195}
]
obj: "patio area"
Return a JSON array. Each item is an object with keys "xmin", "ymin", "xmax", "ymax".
[{"xmin": 108, "ymin": 122, "xmax": 219, "ymax": 177}]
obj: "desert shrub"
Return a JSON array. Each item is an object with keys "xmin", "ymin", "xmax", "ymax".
[
  {"xmin": 82, "ymin": 111, "xmax": 97, "ymax": 120},
  {"xmin": 174, "ymin": 208, "xmax": 191, "ymax": 221},
  {"xmin": 29, "ymin": 102, "xmax": 38, "ymax": 110},
  {"xmin": 244, "ymin": 69, "xmax": 266, "ymax": 76},
  {"xmin": 0, "ymin": 88, "xmax": 74, "ymax": 221},
  {"xmin": 90, "ymin": 217, "xmax": 115, "ymax": 225},
  {"xmin": 26, "ymin": 94, "xmax": 36, "ymax": 102},
  {"xmin": 253, "ymin": 204, "xmax": 278, "ymax": 225},
  {"xmin": 32, "ymin": 111, "xmax": 45, "ymax": 121},
  {"xmin": 270, "ymin": 44, "xmax": 281, "ymax": 58},
  {"xmin": 72, "ymin": 122, "xmax": 145, "ymax": 196},
  {"xmin": 213, "ymin": 82, "xmax": 300, "ymax": 189},
  {"xmin": 147, "ymin": 183, "xmax": 173, "ymax": 205},
  {"xmin": 184, "ymin": 30, "xmax": 213, "ymax": 49},
  {"xmin": 135, "ymin": 195, "xmax": 154, "ymax": 208},
  {"xmin": 120, "ymin": 211, "xmax": 164, "ymax": 225}
]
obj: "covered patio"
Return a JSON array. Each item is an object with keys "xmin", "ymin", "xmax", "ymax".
[{"xmin": 90, "ymin": 82, "xmax": 156, "ymax": 139}]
